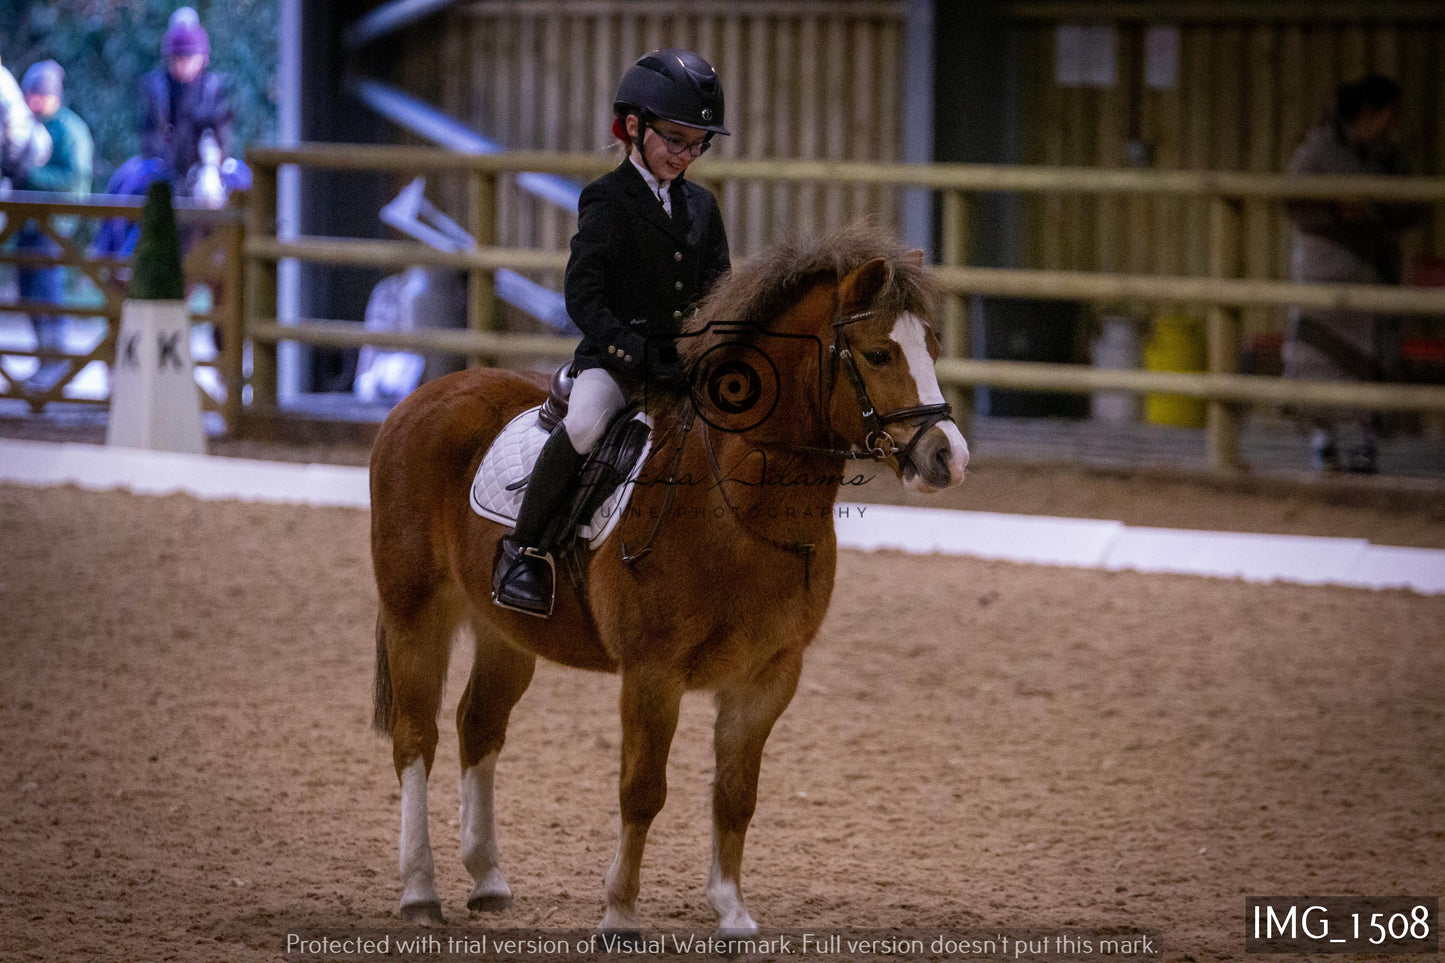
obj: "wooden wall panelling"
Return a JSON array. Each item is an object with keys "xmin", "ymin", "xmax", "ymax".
[
  {"xmin": 880, "ymin": 13, "xmax": 902, "ymax": 230},
  {"xmin": 850, "ymin": 17, "xmax": 878, "ymax": 226},
  {"xmin": 1123, "ymin": 25, "xmax": 1149, "ymax": 279},
  {"xmin": 538, "ymin": 12, "xmax": 562, "ymax": 254},
  {"xmin": 1434, "ymin": 27, "xmax": 1445, "ymax": 255},
  {"xmin": 492, "ymin": 15, "xmax": 516, "ymax": 253},
  {"xmin": 1021, "ymin": 24, "xmax": 1047, "ymax": 270},
  {"xmin": 771, "ymin": 15, "xmax": 797, "ymax": 240},
  {"xmin": 743, "ymin": 14, "xmax": 770, "ymax": 255},
  {"xmin": 719, "ymin": 11, "xmax": 745, "ymax": 244},
  {"xmin": 1243, "ymin": 23, "xmax": 1278, "ymax": 339},
  {"xmin": 1147, "ymin": 31, "xmax": 1183, "ymax": 279},
  {"xmin": 1039, "ymin": 26, "xmax": 1066, "ymax": 270},
  {"xmin": 823, "ymin": 17, "xmax": 850, "ymax": 238},
  {"xmin": 1095, "ymin": 26, "xmax": 1130, "ymax": 276},
  {"xmin": 1340, "ymin": 21, "xmax": 1368, "ymax": 81},
  {"xmin": 1182, "ymin": 24, "xmax": 1213, "ymax": 283},
  {"xmin": 1059, "ymin": 81, "xmax": 1087, "ymax": 271},
  {"xmin": 795, "ymin": 14, "xmax": 820, "ymax": 239},
  {"xmin": 1371, "ymin": 22, "xmax": 1400, "ymax": 76},
  {"xmin": 1274, "ymin": 22, "xmax": 1305, "ymax": 284}
]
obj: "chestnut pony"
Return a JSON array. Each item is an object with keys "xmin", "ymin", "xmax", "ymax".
[{"xmin": 369, "ymin": 224, "xmax": 969, "ymax": 932}]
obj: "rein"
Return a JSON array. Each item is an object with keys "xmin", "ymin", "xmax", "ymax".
[
  {"xmin": 700, "ymin": 419, "xmax": 816, "ymax": 590},
  {"xmin": 619, "ymin": 403, "xmax": 697, "ymax": 564}
]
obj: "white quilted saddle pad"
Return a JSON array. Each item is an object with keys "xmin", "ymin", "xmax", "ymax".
[{"xmin": 469, "ymin": 406, "xmax": 653, "ymax": 550}]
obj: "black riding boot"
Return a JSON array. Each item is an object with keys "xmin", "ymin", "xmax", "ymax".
[{"xmin": 492, "ymin": 425, "xmax": 584, "ymax": 616}]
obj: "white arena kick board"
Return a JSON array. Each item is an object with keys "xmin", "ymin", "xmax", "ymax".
[{"xmin": 1, "ymin": 438, "xmax": 1441, "ymax": 595}]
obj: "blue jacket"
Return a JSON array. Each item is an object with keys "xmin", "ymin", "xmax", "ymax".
[
  {"xmin": 139, "ymin": 66, "xmax": 234, "ymax": 181},
  {"xmin": 20, "ymin": 105, "xmax": 93, "ymax": 238}
]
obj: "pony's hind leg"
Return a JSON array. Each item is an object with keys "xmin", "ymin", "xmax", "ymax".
[
  {"xmin": 456, "ymin": 620, "xmax": 536, "ymax": 914},
  {"xmin": 708, "ymin": 650, "xmax": 802, "ymax": 936},
  {"xmin": 376, "ymin": 591, "xmax": 461, "ymax": 925}
]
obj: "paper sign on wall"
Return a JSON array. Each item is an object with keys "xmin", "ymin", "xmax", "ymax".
[
  {"xmin": 1145, "ymin": 24, "xmax": 1180, "ymax": 90},
  {"xmin": 1056, "ymin": 24, "xmax": 1118, "ymax": 88}
]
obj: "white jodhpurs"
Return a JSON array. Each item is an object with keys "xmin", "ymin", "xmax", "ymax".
[{"xmin": 563, "ymin": 367, "xmax": 628, "ymax": 454}]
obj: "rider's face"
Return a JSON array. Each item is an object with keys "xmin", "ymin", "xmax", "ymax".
[
  {"xmin": 168, "ymin": 54, "xmax": 206, "ymax": 84},
  {"xmin": 626, "ymin": 116, "xmax": 707, "ymax": 181},
  {"xmin": 25, "ymin": 93, "xmax": 60, "ymax": 120}
]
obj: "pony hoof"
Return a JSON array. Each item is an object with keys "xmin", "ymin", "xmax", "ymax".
[
  {"xmin": 599, "ymin": 931, "xmax": 644, "ymax": 952},
  {"xmin": 467, "ymin": 893, "xmax": 513, "ymax": 914},
  {"xmin": 399, "ymin": 901, "xmax": 446, "ymax": 926}
]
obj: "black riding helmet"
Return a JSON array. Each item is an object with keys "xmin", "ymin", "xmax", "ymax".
[{"xmin": 613, "ymin": 48, "xmax": 729, "ymax": 136}]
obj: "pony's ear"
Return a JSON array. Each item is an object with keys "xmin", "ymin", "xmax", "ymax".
[
  {"xmin": 840, "ymin": 256, "xmax": 890, "ymax": 312},
  {"xmin": 905, "ymin": 248, "xmax": 926, "ymax": 267}
]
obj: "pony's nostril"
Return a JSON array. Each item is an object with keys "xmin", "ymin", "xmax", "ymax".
[{"xmin": 932, "ymin": 444, "xmax": 952, "ymax": 479}]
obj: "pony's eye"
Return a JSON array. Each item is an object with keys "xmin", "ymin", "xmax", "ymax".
[{"xmin": 863, "ymin": 349, "xmax": 892, "ymax": 367}]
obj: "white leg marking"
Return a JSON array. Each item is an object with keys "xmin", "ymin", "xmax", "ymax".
[
  {"xmin": 707, "ymin": 852, "xmax": 758, "ymax": 936},
  {"xmin": 600, "ymin": 820, "xmax": 648, "ymax": 932},
  {"xmin": 399, "ymin": 757, "xmax": 441, "ymax": 910},
  {"xmin": 890, "ymin": 313, "xmax": 970, "ymax": 488},
  {"xmin": 460, "ymin": 753, "xmax": 512, "ymax": 909}
]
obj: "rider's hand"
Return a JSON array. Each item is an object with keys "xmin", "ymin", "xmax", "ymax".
[{"xmin": 645, "ymin": 341, "xmax": 691, "ymax": 392}]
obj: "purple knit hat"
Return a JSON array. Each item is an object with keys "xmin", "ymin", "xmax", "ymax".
[
  {"xmin": 21, "ymin": 60, "xmax": 64, "ymax": 97},
  {"xmin": 163, "ymin": 7, "xmax": 210, "ymax": 58}
]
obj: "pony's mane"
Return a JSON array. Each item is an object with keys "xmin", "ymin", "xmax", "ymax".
[{"xmin": 678, "ymin": 221, "xmax": 940, "ymax": 364}]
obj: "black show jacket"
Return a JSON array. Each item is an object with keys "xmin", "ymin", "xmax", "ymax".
[{"xmin": 565, "ymin": 160, "xmax": 730, "ymax": 378}]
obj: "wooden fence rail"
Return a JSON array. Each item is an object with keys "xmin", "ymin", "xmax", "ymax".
[
  {"xmin": 0, "ymin": 191, "xmax": 245, "ymax": 423},
  {"xmin": 244, "ymin": 145, "xmax": 1445, "ymax": 471}
]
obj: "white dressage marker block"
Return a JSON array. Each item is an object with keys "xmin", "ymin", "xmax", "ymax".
[{"xmin": 106, "ymin": 300, "xmax": 206, "ymax": 454}]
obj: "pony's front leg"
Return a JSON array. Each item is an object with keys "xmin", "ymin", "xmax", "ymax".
[
  {"xmin": 457, "ymin": 631, "xmax": 536, "ymax": 914},
  {"xmin": 708, "ymin": 651, "xmax": 802, "ymax": 936},
  {"xmin": 601, "ymin": 669, "xmax": 683, "ymax": 933}
]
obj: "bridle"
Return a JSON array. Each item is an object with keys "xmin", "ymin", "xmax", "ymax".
[
  {"xmin": 622, "ymin": 296, "xmax": 955, "ymax": 579},
  {"xmin": 789, "ymin": 303, "xmax": 955, "ymax": 475}
]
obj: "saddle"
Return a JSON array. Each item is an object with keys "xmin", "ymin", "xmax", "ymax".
[{"xmin": 470, "ymin": 366, "xmax": 652, "ymax": 552}]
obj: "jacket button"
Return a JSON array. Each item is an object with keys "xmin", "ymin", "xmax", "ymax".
[
  {"xmin": 672, "ymin": 310, "xmax": 683, "ymax": 321},
  {"xmin": 607, "ymin": 345, "xmax": 617, "ymax": 355},
  {"xmin": 674, "ymin": 281, "xmax": 684, "ymax": 291},
  {"xmin": 674, "ymin": 251, "xmax": 683, "ymax": 261}
]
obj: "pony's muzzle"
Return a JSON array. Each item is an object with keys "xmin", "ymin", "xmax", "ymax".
[{"xmin": 902, "ymin": 422, "xmax": 969, "ymax": 493}]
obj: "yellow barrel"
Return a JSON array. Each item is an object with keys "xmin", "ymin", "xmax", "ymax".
[{"xmin": 1143, "ymin": 315, "xmax": 1207, "ymax": 428}]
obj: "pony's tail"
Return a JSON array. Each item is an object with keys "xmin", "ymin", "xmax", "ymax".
[{"xmin": 372, "ymin": 615, "xmax": 394, "ymax": 735}]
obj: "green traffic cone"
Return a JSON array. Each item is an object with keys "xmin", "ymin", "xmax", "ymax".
[{"xmin": 129, "ymin": 180, "xmax": 186, "ymax": 301}]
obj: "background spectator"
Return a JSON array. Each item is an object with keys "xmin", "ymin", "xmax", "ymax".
[
  {"xmin": 139, "ymin": 6, "xmax": 235, "ymax": 191},
  {"xmin": 16, "ymin": 59, "xmax": 92, "ymax": 393},
  {"xmin": 1283, "ymin": 73, "xmax": 1426, "ymax": 473},
  {"xmin": 0, "ymin": 54, "xmax": 50, "ymax": 186}
]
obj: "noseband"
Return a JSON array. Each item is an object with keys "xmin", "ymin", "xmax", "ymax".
[{"xmin": 812, "ymin": 306, "xmax": 954, "ymax": 472}]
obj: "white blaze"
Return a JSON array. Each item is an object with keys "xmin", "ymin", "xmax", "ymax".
[{"xmin": 889, "ymin": 313, "xmax": 969, "ymax": 483}]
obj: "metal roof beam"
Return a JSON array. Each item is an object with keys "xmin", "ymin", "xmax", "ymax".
[
  {"xmin": 344, "ymin": 0, "xmax": 464, "ymax": 50},
  {"xmin": 346, "ymin": 78, "xmax": 584, "ymax": 211}
]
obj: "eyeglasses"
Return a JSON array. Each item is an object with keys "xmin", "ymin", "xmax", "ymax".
[{"xmin": 647, "ymin": 125, "xmax": 711, "ymax": 158}]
